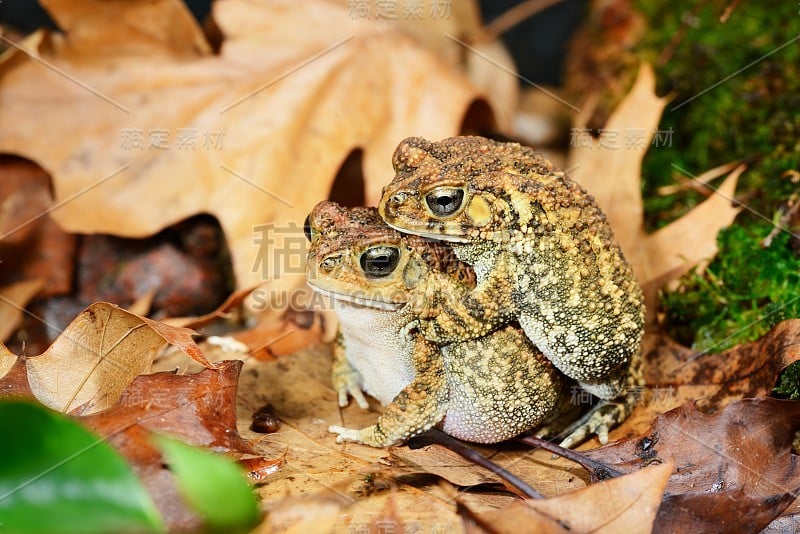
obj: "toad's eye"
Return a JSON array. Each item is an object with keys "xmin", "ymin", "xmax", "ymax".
[
  {"xmin": 425, "ymin": 188, "xmax": 465, "ymax": 218},
  {"xmin": 359, "ymin": 246, "xmax": 400, "ymax": 278},
  {"xmin": 303, "ymin": 214, "xmax": 314, "ymax": 241}
]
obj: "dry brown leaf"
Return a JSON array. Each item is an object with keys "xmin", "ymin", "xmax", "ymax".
[
  {"xmin": 254, "ymin": 495, "xmax": 345, "ymax": 533},
  {"xmin": 0, "ymin": 156, "xmax": 76, "ymax": 297},
  {"xmin": 40, "ymin": 0, "xmax": 211, "ymax": 59},
  {"xmin": 0, "ymin": 0, "xmax": 490, "ymax": 304},
  {"xmin": 642, "ymin": 319, "xmax": 800, "ymax": 412},
  {"xmin": 82, "ymin": 360, "xmax": 254, "ymax": 531},
  {"xmin": 585, "ymin": 319, "xmax": 800, "ymax": 448},
  {"xmin": 0, "ymin": 278, "xmax": 43, "ymax": 342},
  {"xmin": 640, "ymin": 164, "xmax": 743, "ymax": 291},
  {"xmin": 126, "ymin": 287, "xmax": 157, "ymax": 317},
  {"xmin": 585, "ymin": 398, "xmax": 800, "ymax": 533},
  {"xmin": 0, "ymin": 341, "xmax": 16, "ymax": 381},
  {"xmin": 161, "ymin": 286, "xmax": 256, "ymax": 329},
  {"xmin": 567, "ymin": 64, "xmax": 740, "ymax": 313},
  {"xmin": 477, "ymin": 461, "xmax": 673, "ymax": 534},
  {"xmin": 0, "ymin": 301, "xmax": 212, "ymax": 414},
  {"xmin": 0, "ymin": 155, "xmax": 52, "ymax": 245},
  {"xmin": 463, "ymin": 39, "xmax": 519, "ymax": 128}
]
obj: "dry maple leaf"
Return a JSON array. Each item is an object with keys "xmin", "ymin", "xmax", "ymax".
[
  {"xmin": 584, "ymin": 397, "xmax": 800, "ymax": 533},
  {"xmin": 0, "ymin": 0, "xmax": 492, "ymax": 304},
  {"xmin": 0, "ymin": 301, "xmax": 212, "ymax": 414},
  {"xmin": 476, "ymin": 461, "xmax": 673, "ymax": 533},
  {"xmin": 567, "ymin": 63, "xmax": 741, "ymax": 315}
]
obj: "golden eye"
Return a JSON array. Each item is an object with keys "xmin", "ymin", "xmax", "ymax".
[{"xmin": 425, "ymin": 187, "xmax": 465, "ymax": 218}]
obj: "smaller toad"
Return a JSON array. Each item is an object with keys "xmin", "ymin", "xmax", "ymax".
[{"xmin": 305, "ymin": 201, "xmax": 563, "ymax": 447}]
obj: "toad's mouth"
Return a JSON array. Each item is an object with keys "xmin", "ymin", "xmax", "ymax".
[
  {"xmin": 306, "ymin": 281, "xmax": 406, "ymax": 311},
  {"xmin": 383, "ymin": 222, "xmax": 470, "ymax": 244}
]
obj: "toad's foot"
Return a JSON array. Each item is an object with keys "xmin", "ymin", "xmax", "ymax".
[
  {"xmin": 329, "ymin": 423, "xmax": 423, "ymax": 448},
  {"xmin": 329, "ymin": 425, "xmax": 363, "ymax": 444},
  {"xmin": 557, "ymin": 400, "xmax": 629, "ymax": 449},
  {"xmin": 332, "ymin": 369, "xmax": 369, "ymax": 409}
]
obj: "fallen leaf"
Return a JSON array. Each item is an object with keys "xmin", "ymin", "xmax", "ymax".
[
  {"xmin": 0, "ymin": 155, "xmax": 52, "ymax": 245},
  {"xmin": 0, "ymin": 302, "xmax": 212, "ymax": 414},
  {"xmin": 253, "ymin": 495, "xmax": 344, "ymax": 533},
  {"xmin": 644, "ymin": 319, "xmax": 800, "ymax": 412},
  {"xmin": 391, "ymin": 445, "xmax": 504, "ymax": 489},
  {"xmin": 0, "ymin": 279, "xmax": 43, "ymax": 342},
  {"xmin": 585, "ymin": 398, "xmax": 800, "ymax": 532},
  {"xmin": 476, "ymin": 461, "xmax": 673, "ymax": 534},
  {"xmin": 0, "ymin": 342, "xmax": 24, "ymax": 394},
  {"xmin": 594, "ymin": 319, "xmax": 800, "ymax": 448},
  {"xmin": 0, "ymin": 156, "xmax": 76, "ymax": 297},
  {"xmin": 81, "ymin": 360, "xmax": 254, "ymax": 531},
  {"xmin": 162, "ymin": 286, "xmax": 256, "ymax": 329},
  {"xmin": 236, "ymin": 343, "xmax": 588, "ymax": 528},
  {"xmin": 0, "ymin": 0, "xmax": 491, "ymax": 302},
  {"xmin": 127, "ymin": 287, "xmax": 157, "ymax": 317},
  {"xmin": 567, "ymin": 64, "xmax": 741, "ymax": 313},
  {"xmin": 240, "ymin": 455, "xmax": 285, "ymax": 485}
]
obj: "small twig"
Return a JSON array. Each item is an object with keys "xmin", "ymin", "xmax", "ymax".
[
  {"xmin": 408, "ymin": 429, "xmax": 543, "ymax": 499},
  {"xmin": 516, "ymin": 435, "xmax": 623, "ymax": 480},
  {"xmin": 719, "ymin": 0, "xmax": 742, "ymax": 23},
  {"xmin": 762, "ymin": 193, "xmax": 800, "ymax": 248}
]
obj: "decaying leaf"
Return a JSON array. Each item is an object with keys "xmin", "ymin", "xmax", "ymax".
[
  {"xmin": 0, "ymin": 156, "xmax": 76, "ymax": 297},
  {"xmin": 644, "ymin": 319, "xmax": 800, "ymax": 412},
  {"xmin": 476, "ymin": 462, "xmax": 673, "ymax": 534},
  {"xmin": 599, "ymin": 319, "xmax": 800, "ymax": 447},
  {"xmin": 585, "ymin": 398, "xmax": 800, "ymax": 532},
  {"xmin": 567, "ymin": 64, "xmax": 741, "ymax": 313},
  {"xmin": 81, "ymin": 360, "xmax": 255, "ymax": 531},
  {"xmin": 0, "ymin": 0, "xmax": 492, "ymax": 302},
  {"xmin": 0, "ymin": 279, "xmax": 43, "ymax": 342},
  {"xmin": 0, "ymin": 302, "xmax": 211, "ymax": 414}
]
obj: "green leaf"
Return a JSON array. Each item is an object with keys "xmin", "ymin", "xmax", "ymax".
[
  {"xmin": 153, "ymin": 436, "xmax": 259, "ymax": 532},
  {"xmin": 0, "ymin": 400, "xmax": 163, "ymax": 534}
]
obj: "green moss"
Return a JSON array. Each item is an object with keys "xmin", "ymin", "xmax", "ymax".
[
  {"xmin": 775, "ymin": 361, "xmax": 800, "ymax": 400},
  {"xmin": 629, "ymin": 1, "xmax": 800, "ymax": 352},
  {"xmin": 634, "ymin": 1, "xmax": 800, "ymax": 230},
  {"xmin": 661, "ymin": 221, "xmax": 800, "ymax": 352}
]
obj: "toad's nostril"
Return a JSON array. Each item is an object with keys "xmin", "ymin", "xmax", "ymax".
[{"xmin": 390, "ymin": 192, "xmax": 407, "ymax": 205}]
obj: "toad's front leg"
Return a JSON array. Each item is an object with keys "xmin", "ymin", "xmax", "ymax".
[
  {"xmin": 415, "ymin": 256, "xmax": 517, "ymax": 345},
  {"xmin": 331, "ymin": 330, "xmax": 369, "ymax": 409},
  {"xmin": 329, "ymin": 336, "xmax": 449, "ymax": 447}
]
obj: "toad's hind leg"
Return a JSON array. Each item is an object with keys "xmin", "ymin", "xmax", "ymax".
[{"xmin": 557, "ymin": 352, "xmax": 643, "ymax": 448}]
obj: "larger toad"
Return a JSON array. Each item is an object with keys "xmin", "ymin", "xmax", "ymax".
[
  {"xmin": 379, "ymin": 136, "xmax": 645, "ymax": 445},
  {"xmin": 305, "ymin": 201, "xmax": 563, "ymax": 447}
]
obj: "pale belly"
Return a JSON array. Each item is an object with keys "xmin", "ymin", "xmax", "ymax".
[{"xmin": 334, "ymin": 299, "xmax": 416, "ymax": 406}]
